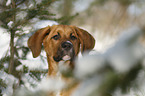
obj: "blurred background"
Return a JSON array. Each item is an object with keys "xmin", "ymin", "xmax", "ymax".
[{"xmin": 0, "ymin": 0, "xmax": 145, "ymax": 96}]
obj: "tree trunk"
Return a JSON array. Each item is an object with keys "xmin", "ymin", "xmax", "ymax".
[
  {"xmin": 8, "ymin": 0, "xmax": 16, "ymax": 74},
  {"xmin": 8, "ymin": 31, "xmax": 15, "ymax": 74},
  {"xmin": 63, "ymin": 0, "xmax": 73, "ymax": 16}
]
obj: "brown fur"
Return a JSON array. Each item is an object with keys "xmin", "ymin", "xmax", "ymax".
[{"xmin": 28, "ymin": 25, "xmax": 95, "ymax": 95}]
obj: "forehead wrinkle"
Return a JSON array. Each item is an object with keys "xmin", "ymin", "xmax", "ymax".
[
  {"xmin": 49, "ymin": 26, "xmax": 58, "ymax": 36},
  {"xmin": 50, "ymin": 25, "xmax": 76, "ymax": 38},
  {"xmin": 64, "ymin": 26, "xmax": 74, "ymax": 37},
  {"xmin": 69, "ymin": 26, "xmax": 78, "ymax": 36}
]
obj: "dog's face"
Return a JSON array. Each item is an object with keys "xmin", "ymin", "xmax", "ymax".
[
  {"xmin": 43, "ymin": 25, "xmax": 80, "ymax": 62},
  {"xmin": 28, "ymin": 25, "xmax": 95, "ymax": 64}
]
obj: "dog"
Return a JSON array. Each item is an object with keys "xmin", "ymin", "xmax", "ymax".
[{"xmin": 28, "ymin": 25, "xmax": 95, "ymax": 95}]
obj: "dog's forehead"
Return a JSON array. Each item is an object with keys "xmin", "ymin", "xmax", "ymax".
[{"xmin": 51, "ymin": 25, "xmax": 75, "ymax": 35}]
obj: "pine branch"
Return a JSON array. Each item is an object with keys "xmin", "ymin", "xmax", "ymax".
[{"xmin": 16, "ymin": 0, "xmax": 27, "ymax": 6}]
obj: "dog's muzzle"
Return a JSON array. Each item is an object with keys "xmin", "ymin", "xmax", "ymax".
[{"xmin": 53, "ymin": 41, "xmax": 75, "ymax": 62}]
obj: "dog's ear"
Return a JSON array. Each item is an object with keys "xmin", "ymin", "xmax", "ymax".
[
  {"xmin": 28, "ymin": 26, "xmax": 50, "ymax": 58},
  {"xmin": 72, "ymin": 26, "xmax": 95, "ymax": 53}
]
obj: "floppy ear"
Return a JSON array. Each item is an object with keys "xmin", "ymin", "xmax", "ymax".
[
  {"xmin": 74, "ymin": 26, "xmax": 95, "ymax": 53},
  {"xmin": 28, "ymin": 26, "xmax": 50, "ymax": 58}
]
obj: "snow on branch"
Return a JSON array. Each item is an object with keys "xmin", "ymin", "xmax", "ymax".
[{"xmin": 72, "ymin": 26, "xmax": 145, "ymax": 96}]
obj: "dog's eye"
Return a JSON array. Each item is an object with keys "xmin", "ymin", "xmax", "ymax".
[
  {"xmin": 71, "ymin": 35, "xmax": 77, "ymax": 40},
  {"xmin": 45, "ymin": 32, "xmax": 49, "ymax": 36},
  {"xmin": 52, "ymin": 35, "xmax": 60, "ymax": 40}
]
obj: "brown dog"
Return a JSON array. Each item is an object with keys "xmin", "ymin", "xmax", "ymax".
[{"xmin": 28, "ymin": 25, "xmax": 95, "ymax": 95}]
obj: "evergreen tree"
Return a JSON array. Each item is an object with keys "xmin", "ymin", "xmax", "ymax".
[{"xmin": 0, "ymin": 0, "xmax": 58, "ymax": 95}]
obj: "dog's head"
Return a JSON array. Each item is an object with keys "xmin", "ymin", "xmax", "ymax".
[{"xmin": 28, "ymin": 25, "xmax": 95, "ymax": 63}]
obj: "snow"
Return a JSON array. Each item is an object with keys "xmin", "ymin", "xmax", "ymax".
[
  {"xmin": 35, "ymin": 0, "xmax": 42, "ymax": 4},
  {"xmin": 74, "ymin": 53, "xmax": 105, "ymax": 80},
  {"xmin": 33, "ymin": 20, "xmax": 58, "ymax": 30},
  {"xmin": 16, "ymin": 51, "xmax": 48, "ymax": 71},
  {"xmin": 74, "ymin": 26, "xmax": 145, "ymax": 79},
  {"xmin": 73, "ymin": 26, "xmax": 145, "ymax": 96},
  {"xmin": 128, "ymin": 3, "xmax": 145, "ymax": 16},
  {"xmin": 0, "ymin": 71, "xmax": 18, "ymax": 96},
  {"xmin": 72, "ymin": 75, "xmax": 102, "ymax": 96},
  {"xmin": 17, "ymin": 59, "xmax": 48, "ymax": 71},
  {"xmin": 6, "ymin": 0, "xmax": 11, "ymax": 6},
  {"xmin": 16, "ymin": 11, "xmax": 27, "ymax": 21},
  {"xmin": 7, "ymin": 21, "xmax": 13, "ymax": 28},
  {"xmin": 0, "ymin": 28, "xmax": 10, "ymax": 59},
  {"xmin": 36, "ymin": 77, "xmax": 65, "ymax": 92},
  {"xmin": 74, "ymin": 0, "xmax": 94, "ymax": 12},
  {"xmin": 15, "ymin": 77, "xmax": 65, "ymax": 96},
  {"xmin": 105, "ymin": 26, "xmax": 144, "ymax": 73}
]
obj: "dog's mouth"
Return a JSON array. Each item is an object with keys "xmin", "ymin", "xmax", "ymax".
[
  {"xmin": 53, "ymin": 55, "xmax": 72, "ymax": 62},
  {"xmin": 53, "ymin": 56, "xmax": 62, "ymax": 62},
  {"xmin": 53, "ymin": 49, "xmax": 75, "ymax": 62},
  {"xmin": 53, "ymin": 41, "xmax": 75, "ymax": 62}
]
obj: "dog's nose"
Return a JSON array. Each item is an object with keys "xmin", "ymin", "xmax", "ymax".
[{"xmin": 61, "ymin": 41, "xmax": 73, "ymax": 50}]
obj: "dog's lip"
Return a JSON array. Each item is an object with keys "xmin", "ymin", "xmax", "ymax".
[
  {"xmin": 53, "ymin": 55, "xmax": 72, "ymax": 62},
  {"xmin": 53, "ymin": 56, "xmax": 62, "ymax": 62},
  {"xmin": 62, "ymin": 55, "xmax": 71, "ymax": 61}
]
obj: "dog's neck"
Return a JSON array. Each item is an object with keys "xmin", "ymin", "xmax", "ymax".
[{"xmin": 47, "ymin": 56, "xmax": 59, "ymax": 76}]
